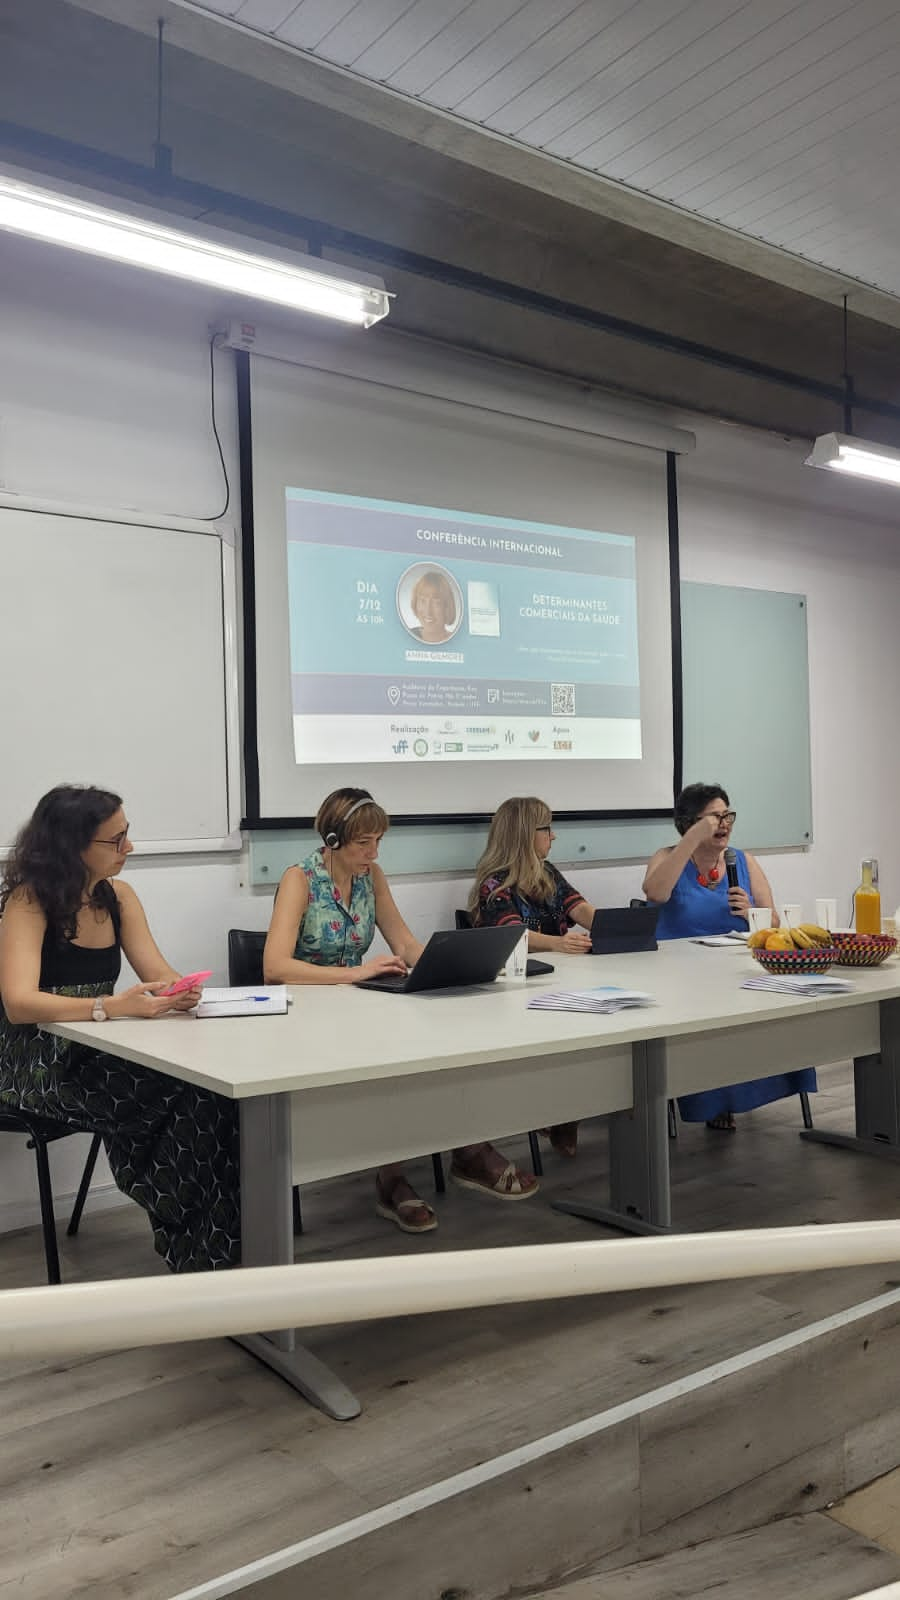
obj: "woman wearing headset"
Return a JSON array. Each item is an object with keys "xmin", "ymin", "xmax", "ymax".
[{"xmin": 264, "ymin": 788, "xmax": 538, "ymax": 1233}]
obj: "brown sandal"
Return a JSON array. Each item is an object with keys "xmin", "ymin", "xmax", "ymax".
[
  {"xmin": 449, "ymin": 1160, "xmax": 539, "ymax": 1200},
  {"xmin": 375, "ymin": 1176, "xmax": 437, "ymax": 1234}
]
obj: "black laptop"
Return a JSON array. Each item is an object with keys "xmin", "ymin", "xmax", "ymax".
[
  {"xmin": 356, "ymin": 924, "xmax": 526, "ymax": 994},
  {"xmin": 590, "ymin": 905, "xmax": 659, "ymax": 956}
]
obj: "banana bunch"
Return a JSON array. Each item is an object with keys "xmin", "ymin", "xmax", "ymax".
[
  {"xmin": 789, "ymin": 924, "xmax": 831, "ymax": 948},
  {"xmin": 748, "ymin": 923, "xmax": 831, "ymax": 951}
]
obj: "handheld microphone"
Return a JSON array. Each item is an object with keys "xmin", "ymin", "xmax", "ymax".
[{"xmin": 724, "ymin": 847, "xmax": 740, "ymax": 897}]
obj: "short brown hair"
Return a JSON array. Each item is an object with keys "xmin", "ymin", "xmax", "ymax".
[{"xmin": 315, "ymin": 788, "xmax": 389, "ymax": 847}]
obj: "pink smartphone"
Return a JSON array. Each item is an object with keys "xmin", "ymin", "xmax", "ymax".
[{"xmin": 161, "ymin": 970, "xmax": 212, "ymax": 997}]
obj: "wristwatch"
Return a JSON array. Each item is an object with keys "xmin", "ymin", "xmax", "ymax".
[{"xmin": 91, "ymin": 998, "xmax": 108, "ymax": 1022}]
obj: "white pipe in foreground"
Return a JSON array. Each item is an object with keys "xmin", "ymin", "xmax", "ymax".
[{"xmin": 1, "ymin": 1220, "xmax": 900, "ymax": 1359}]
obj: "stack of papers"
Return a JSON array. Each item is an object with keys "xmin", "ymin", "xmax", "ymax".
[
  {"xmin": 741, "ymin": 974, "xmax": 854, "ymax": 997},
  {"xmin": 692, "ymin": 932, "xmax": 749, "ymax": 947},
  {"xmin": 195, "ymin": 985, "xmax": 288, "ymax": 1018},
  {"xmin": 527, "ymin": 987, "xmax": 654, "ymax": 1014}
]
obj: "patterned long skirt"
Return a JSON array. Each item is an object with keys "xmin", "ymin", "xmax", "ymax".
[{"xmin": 0, "ymin": 989, "xmax": 240, "ymax": 1272}]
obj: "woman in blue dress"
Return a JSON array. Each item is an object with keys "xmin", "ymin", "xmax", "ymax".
[{"xmin": 643, "ymin": 781, "xmax": 816, "ymax": 1129}]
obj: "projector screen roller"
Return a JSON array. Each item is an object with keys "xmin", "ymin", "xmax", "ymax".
[{"xmin": 245, "ymin": 335, "xmax": 682, "ymax": 822}]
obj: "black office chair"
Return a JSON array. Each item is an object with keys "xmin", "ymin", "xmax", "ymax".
[
  {"xmin": 227, "ymin": 931, "xmax": 446, "ymax": 1230},
  {"xmin": 453, "ymin": 909, "xmax": 544, "ymax": 1176},
  {"xmin": 0, "ymin": 1110, "xmax": 102, "ymax": 1284}
]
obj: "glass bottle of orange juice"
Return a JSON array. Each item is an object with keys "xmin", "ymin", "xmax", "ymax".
[{"xmin": 854, "ymin": 858, "xmax": 881, "ymax": 935}]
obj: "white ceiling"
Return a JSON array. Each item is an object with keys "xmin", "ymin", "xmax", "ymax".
[{"xmin": 178, "ymin": 0, "xmax": 900, "ymax": 301}]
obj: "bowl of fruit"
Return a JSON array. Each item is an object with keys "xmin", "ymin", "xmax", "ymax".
[
  {"xmin": 748, "ymin": 923, "xmax": 837, "ymax": 975},
  {"xmin": 830, "ymin": 931, "xmax": 897, "ymax": 967}
]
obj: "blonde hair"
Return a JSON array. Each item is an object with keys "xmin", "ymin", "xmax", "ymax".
[
  {"xmin": 411, "ymin": 569, "xmax": 457, "ymax": 627},
  {"xmin": 468, "ymin": 797, "xmax": 554, "ymax": 916},
  {"xmin": 315, "ymin": 788, "xmax": 389, "ymax": 848}
]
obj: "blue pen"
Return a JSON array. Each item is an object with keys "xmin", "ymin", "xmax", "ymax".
[{"xmin": 249, "ymin": 996, "xmax": 271, "ymax": 1002}]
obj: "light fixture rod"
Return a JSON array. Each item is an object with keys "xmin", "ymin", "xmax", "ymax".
[
  {"xmin": 154, "ymin": 18, "xmax": 171, "ymax": 177},
  {"xmin": 841, "ymin": 294, "xmax": 854, "ymax": 436}
]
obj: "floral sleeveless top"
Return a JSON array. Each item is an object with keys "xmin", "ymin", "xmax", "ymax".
[{"xmin": 293, "ymin": 848, "xmax": 376, "ymax": 968}]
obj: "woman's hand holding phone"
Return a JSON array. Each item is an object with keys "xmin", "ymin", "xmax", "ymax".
[
  {"xmin": 161, "ymin": 970, "xmax": 212, "ymax": 997},
  {"xmin": 106, "ymin": 972, "xmax": 210, "ymax": 1019},
  {"xmin": 106, "ymin": 982, "xmax": 190, "ymax": 1020}
]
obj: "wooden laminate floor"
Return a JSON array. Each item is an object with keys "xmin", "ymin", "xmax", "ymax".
[
  {"xmin": 1, "ymin": 1062, "xmax": 900, "ymax": 1600},
  {"xmin": 531, "ymin": 1516, "xmax": 900, "ymax": 1600}
]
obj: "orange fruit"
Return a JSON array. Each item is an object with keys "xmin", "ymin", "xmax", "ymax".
[{"xmin": 765, "ymin": 932, "xmax": 793, "ymax": 951}]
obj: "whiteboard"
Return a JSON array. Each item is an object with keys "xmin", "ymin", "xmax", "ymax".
[{"xmin": 0, "ymin": 504, "xmax": 239, "ymax": 850}]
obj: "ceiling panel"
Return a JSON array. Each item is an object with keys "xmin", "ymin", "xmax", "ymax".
[
  {"xmin": 275, "ymin": 0, "xmax": 363, "ymax": 51},
  {"xmin": 177, "ymin": 0, "xmax": 900, "ymax": 299},
  {"xmin": 387, "ymin": 0, "xmax": 550, "ymax": 98},
  {"xmin": 446, "ymin": 1, "xmax": 636, "ymax": 120},
  {"xmin": 230, "ymin": 1, "xmax": 299, "ymax": 25},
  {"xmin": 345, "ymin": 0, "xmax": 477, "ymax": 79},
  {"xmin": 561, "ymin": 0, "xmax": 850, "ymax": 172}
]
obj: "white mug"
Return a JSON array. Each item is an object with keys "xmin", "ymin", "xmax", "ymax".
[
  {"xmin": 747, "ymin": 907, "xmax": 773, "ymax": 933},
  {"xmin": 815, "ymin": 898, "xmax": 838, "ymax": 932},
  {"xmin": 779, "ymin": 903, "xmax": 802, "ymax": 929}
]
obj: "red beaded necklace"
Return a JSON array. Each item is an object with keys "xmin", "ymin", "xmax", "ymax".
[{"xmin": 694, "ymin": 856, "xmax": 721, "ymax": 888}]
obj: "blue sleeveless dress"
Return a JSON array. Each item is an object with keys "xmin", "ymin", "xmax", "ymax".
[{"xmin": 653, "ymin": 850, "xmax": 817, "ymax": 1122}]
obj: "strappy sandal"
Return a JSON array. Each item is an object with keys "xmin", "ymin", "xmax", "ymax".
[
  {"xmin": 375, "ymin": 1177, "xmax": 438, "ymax": 1234},
  {"xmin": 449, "ymin": 1160, "xmax": 539, "ymax": 1200}
]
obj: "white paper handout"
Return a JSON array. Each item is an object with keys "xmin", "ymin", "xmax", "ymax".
[
  {"xmin": 527, "ymin": 987, "xmax": 654, "ymax": 1014},
  {"xmin": 195, "ymin": 985, "xmax": 288, "ymax": 1018},
  {"xmin": 740, "ymin": 974, "xmax": 853, "ymax": 997}
]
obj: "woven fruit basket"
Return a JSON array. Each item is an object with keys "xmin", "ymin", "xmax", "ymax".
[
  {"xmin": 831, "ymin": 932, "xmax": 897, "ymax": 968},
  {"xmin": 751, "ymin": 945, "xmax": 838, "ymax": 976}
]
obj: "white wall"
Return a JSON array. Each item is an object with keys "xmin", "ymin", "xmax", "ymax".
[
  {"xmin": 677, "ymin": 419, "xmax": 900, "ymax": 921},
  {"xmin": 2, "ymin": 231, "xmax": 900, "ymax": 1232}
]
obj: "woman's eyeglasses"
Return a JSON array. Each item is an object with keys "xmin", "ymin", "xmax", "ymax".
[
  {"xmin": 95, "ymin": 827, "xmax": 130, "ymax": 851},
  {"xmin": 701, "ymin": 810, "xmax": 736, "ymax": 827},
  {"xmin": 535, "ymin": 823, "xmax": 554, "ymax": 834}
]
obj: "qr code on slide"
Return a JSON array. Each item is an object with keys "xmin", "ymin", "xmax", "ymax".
[{"xmin": 551, "ymin": 683, "xmax": 575, "ymax": 715}]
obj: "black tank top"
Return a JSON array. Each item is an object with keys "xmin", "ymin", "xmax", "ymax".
[{"xmin": 39, "ymin": 883, "xmax": 122, "ymax": 990}]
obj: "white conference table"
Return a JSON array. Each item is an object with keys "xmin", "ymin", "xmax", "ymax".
[{"xmin": 49, "ymin": 940, "xmax": 900, "ymax": 1419}]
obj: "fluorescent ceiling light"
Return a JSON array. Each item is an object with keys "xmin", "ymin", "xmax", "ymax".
[
  {"xmin": 806, "ymin": 432, "xmax": 900, "ymax": 487},
  {"xmin": 0, "ymin": 176, "xmax": 390, "ymax": 327}
]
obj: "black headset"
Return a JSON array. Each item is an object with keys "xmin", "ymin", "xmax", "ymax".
[{"xmin": 322, "ymin": 792, "xmax": 374, "ymax": 851}]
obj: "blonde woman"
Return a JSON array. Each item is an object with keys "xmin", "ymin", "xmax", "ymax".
[
  {"xmin": 408, "ymin": 569, "xmax": 459, "ymax": 645},
  {"xmin": 469, "ymin": 797, "xmax": 598, "ymax": 1155}
]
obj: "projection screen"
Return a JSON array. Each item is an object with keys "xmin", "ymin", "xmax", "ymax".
[{"xmin": 242, "ymin": 330, "xmax": 690, "ymax": 823}]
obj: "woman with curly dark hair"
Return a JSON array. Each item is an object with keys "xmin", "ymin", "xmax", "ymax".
[{"xmin": 0, "ymin": 785, "xmax": 239, "ymax": 1272}]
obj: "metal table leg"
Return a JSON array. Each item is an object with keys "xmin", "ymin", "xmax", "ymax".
[
  {"xmin": 801, "ymin": 997, "xmax": 900, "ymax": 1164},
  {"xmin": 236, "ymin": 1095, "xmax": 361, "ymax": 1420},
  {"xmin": 553, "ymin": 1038, "xmax": 671, "ymax": 1236}
]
